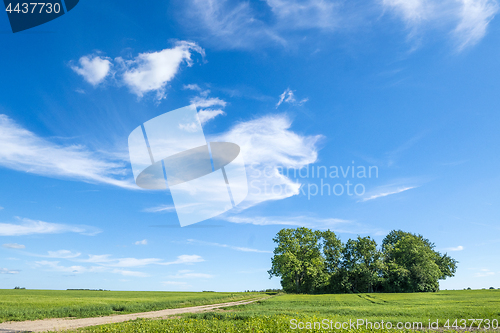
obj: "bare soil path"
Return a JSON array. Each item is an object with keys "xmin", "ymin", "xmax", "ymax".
[{"xmin": 0, "ymin": 297, "xmax": 266, "ymax": 332}]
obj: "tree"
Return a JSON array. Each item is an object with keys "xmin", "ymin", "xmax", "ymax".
[
  {"xmin": 321, "ymin": 230, "xmax": 345, "ymax": 293},
  {"xmin": 269, "ymin": 228, "xmax": 457, "ymax": 294},
  {"xmin": 341, "ymin": 236, "xmax": 382, "ymax": 293},
  {"xmin": 382, "ymin": 230, "xmax": 457, "ymax": 292},
  {"xmin": 268, "ymin": 227, "xmax": 328, "ymax": 293}
]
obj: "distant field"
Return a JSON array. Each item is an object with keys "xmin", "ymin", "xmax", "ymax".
[
  {"xmin": 60, "ymin": 290, "xmax": 500, "ymax": 332},
  {"xmin": 0, "ymin": 289, "xmax": 264, "ymax": 322}
]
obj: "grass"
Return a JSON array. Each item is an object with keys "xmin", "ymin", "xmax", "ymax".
[
  {"xmin": 55, "ymin": 289, "xmax": 500, "ymax": 332},
  {"xmin": 0, "ymin": 289, "xmax": 264, "ymax": 322}
]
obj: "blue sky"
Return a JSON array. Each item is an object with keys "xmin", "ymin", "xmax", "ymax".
[{"xmin": 1, "ymin": 0, "xmax": 499, "ymax": 291}]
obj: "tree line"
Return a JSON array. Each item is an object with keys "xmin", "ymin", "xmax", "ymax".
[{"xmin": 268, "ymin": 228, "xmax": 457, "ymax": 294}]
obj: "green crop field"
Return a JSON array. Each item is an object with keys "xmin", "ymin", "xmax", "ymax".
[
  {"xmin": 0, "ymin": 289, "xmax": 264, "ymax": 322},
  {"xmin": 56, "ymin": 289, "xmax": 500, "ymax": 333}
]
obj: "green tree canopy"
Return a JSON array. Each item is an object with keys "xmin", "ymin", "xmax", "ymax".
[{"xmin": 269, "ymin": 227, "xmax": 458, "ymax": 294}]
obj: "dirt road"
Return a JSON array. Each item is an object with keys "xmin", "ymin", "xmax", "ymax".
[{"xmin": 0, "ymin": 297, "xmax": 265, "ymax": 332}]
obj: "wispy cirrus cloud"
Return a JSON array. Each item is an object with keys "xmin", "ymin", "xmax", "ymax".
[
  {"xmin": 180, "ymin": 0, "xmax": 285, "ymax": 49},
  {"xmin": 266, "ymin": 0, "xmax": 342, "ymax": 30},
  {"xmin": 474, "ymin": 268, "xmax": 495, "ymax": 277},
  {"xmin": 180, "ymin": 0, "xmax": 497, "ymax": 51},
  {"xmin": 167, "ymin": 269, "xmax": 214, "ymax": 279},
  {"xmin": 276, "ymin": 88, "xmax": 308, "ymax": 108},
  {"xmin": 0, "ymin": 268, "xmax": 19, "ymax": 274},
  {"xmin": 2, "ymin": 243, "xmax": 25, "ymax": 249},
  {"xmin": 161, "ymin": 254, "xmax": 205, "ymax": 265},
  {"xmin": 0, "ymin": 217, "xmax": 101, "ymax": 236},
  {"xmin": 382, "ymin": 0, "xmax": 499, "ymax": 50},
  {"xmin": 223, "ymin": 215, "xmax": 373, "ymax": 233},
  {"xmin": 358, "ymin": 186, "xmax": 416, "ymax": 202},
  {"xmin": 0, "ymin": 114, "xmax": 134, "ymax": 189},
  {"xmin": 78, "ymin": 254, "xmax": 203, "ymax": 267},
  {"xmin": 35, "ymin": 253, "xmax": 205, "ymax": 277},
  {"xmin": 186, "ymin": 239, "xmax": 272, "ymax": 253}
]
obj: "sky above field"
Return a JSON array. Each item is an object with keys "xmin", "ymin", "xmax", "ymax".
[{"xmin": 1, "ymin": 0, "xmax": 499, "ymax": 291}]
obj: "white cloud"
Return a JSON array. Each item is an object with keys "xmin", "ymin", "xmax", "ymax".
[
  {"xmin": 143, "ymin": 204, "xmax": 177, "ymax": 213},
  {"xmin": 134, "ymin": 239, "xmax": 148, "ymax": 245},
  {"xmin": 189, "ymin": 94, "xmax": 227, "ymax": 125},
  {"xmin": 0, "ymin": 268, "xmax": 19, "ymax": 274},
  {"xmin": 106, "ymin": 258, "xmax": 164, "ymax": 268},
  {"xmin": 276, "ymin": 88, "xmax": 308, "ymax": 108},
  {"xmin": 212, "ymin": 114, "xmax": 322, "ymax": 209},
  {"xmin": 143, "ymin": 203, "xmax": 200, "ymax": 213},
  {"xmin": 162, "ymin": 281, "xmax": 189, "ymax": 286},
  {"xmin": 71, "ymin": 54, "xmax": 112, "ymax": 86},
  {"xmin": 0, "ymin": 206, "xmax": 3, "ymax": 210},
  {"xmin": 181, "ymin": 0, "xmax": 497, "ymax": 50},
  {"xmin": 118, "ymin": 41, "xmax": 205, "ymax": 100},
  {"xmin": 35, "ymin": 261, "xmax": 93, "ymax": 274},
  {"xmin": 198, "ymin": 109, "xmax": 226, "ymax": 125},
  {"xmin": 190, "ymin": 96, "xmax": 227, "ymax": 109},
  {"xmin": 225, "ymin": 215, "xmax": 385, "ymax": 234},
  {"xmin": 454, "ymin": 0, "xmax": 499, "ymax": 50},
  {"xmin": 446, "ymin": 245, "xmax": 464, "ymax": 251},
  {"xmin": 181, "ymin": 0, "xmax": 285, "ymax": 49},
  {"xmin": 475, "ymin": 269, "xmax": 495, "ymax": 277},
  {"xmin": 47, "ymin": 250, "xmax": 81, "ymax": 258},
  {"xmin": 35, "ymin": 261, "xmax": 149, "ymax": 277},
  {"xmin": 2, "ymin": 243, "xmax": 25, "ymax": 249},
  {"xmin": 112, "ymin": 269, "xmax": 150, "ymax": 277},
  {"xmin": 35, "ymin": 253, "xmax": 205, "ymax": 277},
  {"xmin": 78, "ymin": 254, "xmax": 203, "ymax": 268},
  {"xmin": 167, "ymin": 269, "xmax": 213, "ymax": 279},
  {"xmin": 183, "ymin": 84, "xmax": 203, "ymax": 91},
  {"xmin": 186, "ymin": 239, "xmax": 272, "ymax": 253},
  {"xmin": 0, "ymin": 217, "xmax": 101, "ymax": 236},
  {"xmin": 226, "ymin": 215, "xmax": 345, "ymax": 228},
  {"xmin": 381, "ymin": 0, "xmax": 499, "ymax": 49},
  {"xmin": 358, "ymin": 186, "xmax": 416, "ymax": 202},
  {"xmin": 266, "ymin": 0, "xmax": 341, "ymax": 30},
  {"xmin": 0, "ymin": 114, "xmax": 135, "ymax": 189},
  {"xmin": 160, "ymin": 254, "xmax": 205, "ymax": 265}
]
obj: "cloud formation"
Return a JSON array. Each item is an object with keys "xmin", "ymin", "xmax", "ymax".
[
  {"xmin": 359, "ymin": 186, "xmax": 416, "ymax": 202},
  {"xmin": 212, "ymin": 114, "xmax": 322, "ymax": 209},
  {"xmin": 276, "ymin": 88, "xmax": 308, "ymax": 108},
  {"xmin": 71, "ymin": 55, "xmax": 112, "ymax": 86},
  {"xmin": 72, "ymin": 42, "xmax": 205, "ymax": 101},
  {"xmin": 118, "ymin": 41, "xmax": 205, "ymax": 100},
  {"xmin": 2, "ymin": 243, "xmax": 25, "ymax": 249},
  {"xmin": 0, "ymin": 114, "xmax": 134, "ymax": 189},
  {"xmin": 0, "ymin": 268, "xmax": 19, "ymax": 274},
  {"xmin": 167, "ymin": 269, "xmax": 213, "ymax": 279},
  {"xmin": 186, "ymin": 239, "xmax": 272, "ymax": 253},
  {"xmin": 35, "ymin": 253, "xmax": 205, "ymax": 277},
  {"xmin": 181, "ymin": 0, "xmax": 498, "ymax": 50},
  {"xmin": 382, "ymin": 0, "xmax": 499, "ymax": 49},
  {"xmin": 445, "ymin": 245, "xmax": 464, "ymax": 251},
  {"xmin": 0, "ymin": 217, "xmax": 101, "ymax": 236},
  {"xmin": 134, "ymin": 239, "xmax": 148, "ymax": 245}
]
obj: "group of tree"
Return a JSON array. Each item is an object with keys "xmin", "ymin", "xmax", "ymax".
[{"xmin": 268, "ymin": 227, "xmax": 458, "ymax": 294}]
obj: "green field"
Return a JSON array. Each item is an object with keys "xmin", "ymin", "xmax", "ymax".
[
  {"xmin": 0, "ymin": 289, "xmax": 264, "ymax": 322},
  {"xmin": 59, "ymin": 290, "xmax": 500, "ymax": 332}
]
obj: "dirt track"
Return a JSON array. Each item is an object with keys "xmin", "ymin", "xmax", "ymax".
[{"xmin": 0, "ymin": 297, "xmax": 265, "ymax": 332}]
